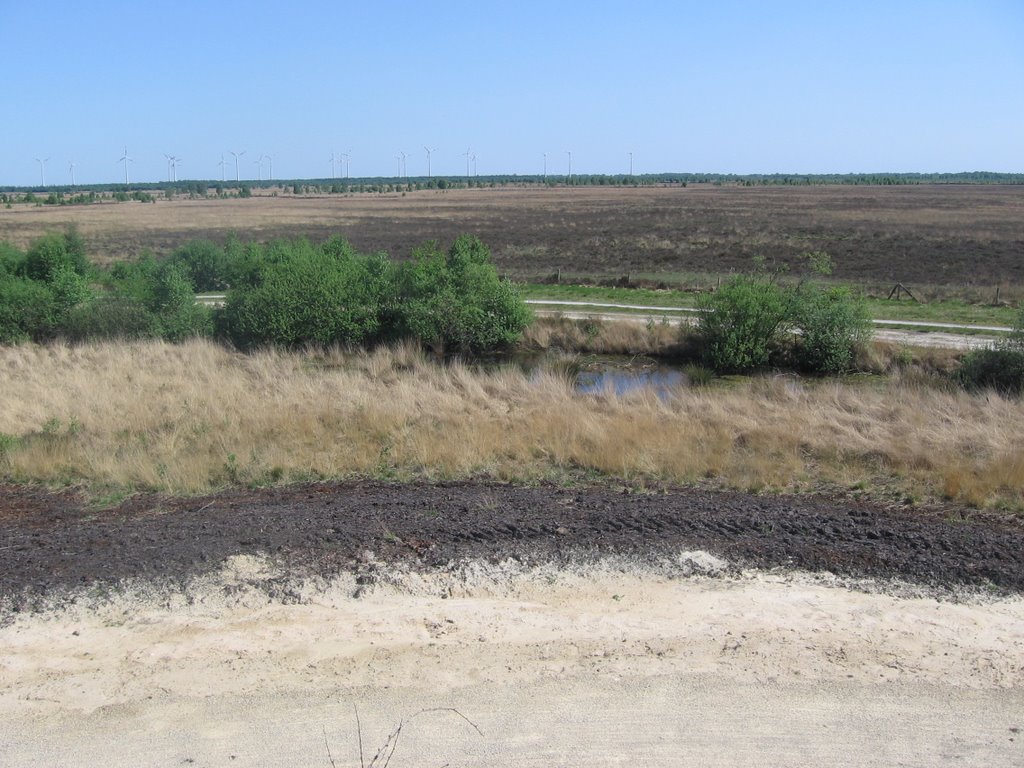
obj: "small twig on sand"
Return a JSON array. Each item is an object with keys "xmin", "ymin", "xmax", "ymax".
[
  {"xmin": 335, "ymin": 705, "xmax": 484, "ymax": 768},
  {"xmin": 355, "ymin": 702, "xmax": 365, "ymax": 768},
  {"xmin": 323, "ymin": 725, "xmax": 337, "ymax": 768}
]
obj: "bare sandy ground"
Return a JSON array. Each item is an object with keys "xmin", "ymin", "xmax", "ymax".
[{"xmin": 2, "ymin": 553, "xmax": 1022, "ymax": 766}]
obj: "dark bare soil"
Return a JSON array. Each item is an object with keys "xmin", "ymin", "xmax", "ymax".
[{"xmin": 1, "ymin": 481, "xmax": 1022, "ymax": 607}]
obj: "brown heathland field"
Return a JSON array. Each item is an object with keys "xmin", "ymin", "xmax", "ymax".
[{"xmin": 2, "ymin": 184, "xmax": 1023, "ymax": 289}]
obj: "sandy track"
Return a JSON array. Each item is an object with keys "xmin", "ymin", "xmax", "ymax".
[
  {"xmin": 542, "ymin": 309, "xmax": 1001, "ymax": 350},
  {"xmin": 2, "ymin": 556, "xmax": 1023, "ymax": 766}
]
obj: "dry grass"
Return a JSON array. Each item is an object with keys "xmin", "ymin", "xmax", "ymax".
[
  {"xmin": 521, "ymin": 315, "xmax": 689, "ymax": 356},
  {"xmin": 1, "ymin": 338, "xmax": 1023, "ymax": 510}
]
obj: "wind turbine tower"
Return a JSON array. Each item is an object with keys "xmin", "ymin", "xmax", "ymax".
[
  {"xmin": 68, "ymin": 160, "xmax": 76, "ymax": 186},
  {"xmin": 34, "ymin": 157, "xmax": 50, "ymax": 187},
  {"xmin": 118, "ymin": 147, "xmax": 132, "ymax": 185},
  {"xmin": 164, "ymin": 154, "xmax": 173, "ymax": 182},
  {"xmin": 566, "ymin": 150, "xmax": 572, "ymax": 184},
  {"xmin": 264, "ymin": 155, "xmax": 273, "ymax": 181},
  {"xmin": 230, "ymin": 150, "xmax": 245, "ymax": 182},
  {"xmin": 424, "ymin": 146, "xmax": 436, "ymax": 178},
  {"xmin": 342, "ymin": 151, "xmax": 351, "ymax": 179},
  {"xmin": 629, "ymin": 151, "xmax": 634, "ymax": 176},
  {"xmin": 463, "ymin": 147, "xmax": 471, "ymax": 179},
  {"xmin": 543, "ymin": 152, "xmax": 547, "ymax": 180}
]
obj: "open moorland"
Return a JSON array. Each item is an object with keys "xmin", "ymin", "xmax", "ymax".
[
  {"xmin": 2, "ymin": 184, "xmax": 1023, "ymax": 292},
  {"xmin": 3, "ymin": 185, "xmax": 1024, "ymax": 766}
]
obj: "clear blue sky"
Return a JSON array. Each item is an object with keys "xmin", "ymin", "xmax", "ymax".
[{"xmin": 3, "ymin": 0, "xmax": 1022, "ymax": 186}]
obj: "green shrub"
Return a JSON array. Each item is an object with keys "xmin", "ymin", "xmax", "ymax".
[
  {"xmin": 0, "ymin": 274, "xmax": 56, "ymax": 342},
  {"xmin": 957, "ymin": 347, "xmax": 1024, "ymax": 394},
  {"xmin": 0, "ymin": 242, "xmax": 24, "ymax": 276},
  {"xmin": 168, "ymin": 240, "xmax": 231, "ymax": 291},
  {"xmin": 957, "ymin": 304, "xmax": 1024, "ymax": 393},
  {"xmin": 63, "ymin": 297, "xmax": 158, "ymax": 341},
  {"xmin": 791, "ymin": 286, "xmax": 872, "ymax": 374},
  {"xmin": 696, "ymin": 275, "xmax": 791, "ymax": 373},
  {"xmin": 696, "ymin": 271, "xmax": 873, "ymax": 375},
  {"xmin": 221, "ymin": 238, "xmax": 390, "ymax": 349},
  {"xmin": 22, "ymin": 231, "xmax": 89, "ymax": 283},
  {"xmin": 148, "ymin": 263, "xmax": 213, "ymax": 342},
  {"xmin": 392, "ymin": 235, "xmax": 532, "ymax": 353}
]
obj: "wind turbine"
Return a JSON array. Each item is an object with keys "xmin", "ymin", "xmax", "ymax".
[
  {"xmin": 330, "ymin": 152, "xmax": 338, "ymax": 179},
  {"xmin": 118, "ymin": 147, "xmax": 132, "ymax": 185},
  {"xmin": 471, "ymin": 153, "xmax": 477, "ymax": 177},
  {"xmin": 395, "ymin": 153, "xmax": 402, "ymax": 178},
  {"xmin": 253, "ymin": 156, "xmax": 263, "ymax": 182},
  {"xmin": 628, "ymin": 151, "xmax": 634, "ymax": 176},
  {"xmin": 218, "ymin": 153, "xmax": 228, "ymax": 181},
  {"xmin": 343, "ymin": 150, "xmax": 351, "ymax": 178},
  {"xmin": 34, "ymin": 157, "xmax": 50, "ymax": 187},
  {"xmin": 164, "ymin": 153, "xmax": 174, "ymax": 182},
  {"xmin": 68, "ymin": 160, "xmax": 76, "ymax": 186},
  {"xmin": 171, "ymin": 156, "xmax": 182, "ymax": 182},
  {"xmin": 543, "ymin": 152, "xmax": 547, "ymax": 180},
  {"xmin": 566, "ymin": 150, "xmax": 572, "ymax": 184},
  {"xmin": 230, "ymin": 150, "xmax": 245, "ymax": 182},
  {"xmin": 424, "ymin": 146, "xmax": 436, "ymax": 178},
  {"xmin": 264, "ymin": 154, "xmax": 273, "ymax": 181},
  {"xmin": 463, "ymin": 147, "xmax": 471, "ymax": 178},
  {"xmin": 400, "ymin": 151, "xmax": 408, "ymax": 178}
]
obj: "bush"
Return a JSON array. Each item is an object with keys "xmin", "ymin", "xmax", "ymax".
[
  {"xmin": 696, "ymin": 273, "xmax": 873, "ymax": 375},
  {"xmin": 0, "ymin": 242, "xmax": 24, "ymax": 276},
  {"xmin": 790, "ymin": 286, "xmax": 872, "ymax": 374},
  {"xmin": 392, "ymin": 235, "xmax": 532, "ymax": 353},
  {"xmin": 696, "ymin": 275, "xmax": 791, "ymax": 373},
  {"xmin": 168, "ymin": 240, "xmax": 231, "ymax": 291},
  {"xmin": 63, "ymin": 297, "xmax": 158, "ymax": 341},
  {"xmin": 957, "ymin": 347, "xmax": 1024, "ymax": 394},
  {"xmin": 149, "ymin": 263, "xmax": 213, "ymax": 341},
  {"xmin": 221, "ymin": 238, "xmax": 390, "ymax": 349},
  {"xmin": 22, "ymin": 231, "xmax": 89, "ymax": 282},
  {"xmin": 957, "ymin": 305, "xmax": 1024, "ymax": 393},
  {"xmin": 0, "ymin": 274, "xmax": 56, "ymax": 342}
]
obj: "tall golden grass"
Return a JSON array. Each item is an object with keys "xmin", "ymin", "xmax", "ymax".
[{"xmin": 1, "ymin": 338, "xmax": 1022, "ymax": 509}]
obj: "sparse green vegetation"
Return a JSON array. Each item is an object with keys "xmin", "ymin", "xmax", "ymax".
[
  {"xmin": 695, "ymin": 269, "xmax": 871, "ymax": 375},
  {"xmin": 957, "ymin": 306, "xmax": 1024, "ymax": 394}
]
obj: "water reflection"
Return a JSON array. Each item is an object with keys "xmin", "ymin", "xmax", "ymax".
[
  {"xmin": 575, "ymin": 367, "xmax": 687, "ymax": 398},
  {"xmin": 473, "ymin": 351, "xmax": 695, "ymax": 398}
]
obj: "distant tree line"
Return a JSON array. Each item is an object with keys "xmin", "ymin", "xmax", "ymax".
[{"xmin": 3, "ymin": 171, "xmax": 1023, "ymax": 198}]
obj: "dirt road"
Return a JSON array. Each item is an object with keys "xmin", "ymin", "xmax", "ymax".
[{"xmin": 2, "ymin": 482, "xmax": 1023, "ymax": 766}]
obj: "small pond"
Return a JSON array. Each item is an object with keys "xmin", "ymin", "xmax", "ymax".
[{"xmin": 475, "ymin": 351, "xmax": 697, "ymax": 398}]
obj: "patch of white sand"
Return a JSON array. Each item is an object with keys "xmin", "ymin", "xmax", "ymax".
[{"xmin": 1, "ymin": 553, "xmax": 1022, "ymax": 766}]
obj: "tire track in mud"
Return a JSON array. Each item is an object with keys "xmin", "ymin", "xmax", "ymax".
[{"xmin": 1, "ymin": 482, "xmax": 1022, "ymax": 603}]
